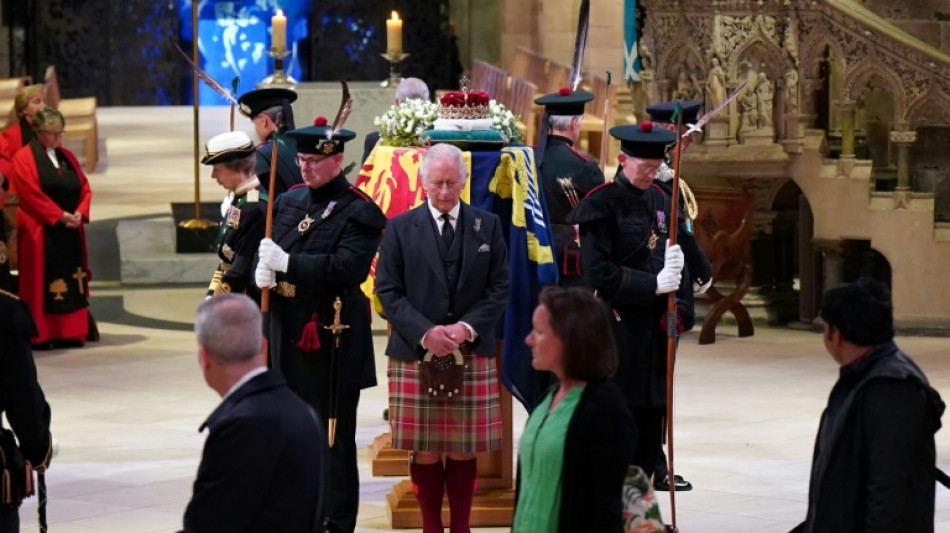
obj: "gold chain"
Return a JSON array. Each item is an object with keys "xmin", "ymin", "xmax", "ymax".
[{"xmin": 679, "ymin": 178, "xmax": 699, "ymax": 221}]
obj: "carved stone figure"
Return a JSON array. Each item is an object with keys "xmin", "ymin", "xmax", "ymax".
[
  {"xmin": 740, "ymin": 87, "xmax": 759, "ymax": 133},
  {"xmin": 675, "ymin": 69, "xmax": 693, "ymax": 101},
  {"xmin": 784, "ymin": 69, "xmax": 800, "ymax": 114},
  {"xmin": 756, "ymin": 72, "xmax": 774, "ymax": 127},
  {"xmin": 639, "ymin": 42, "xmax": 655, "ymax": 73},
  {"xmin": 706, "ymin": 57, "xmax": 727, "ymax": 109}
]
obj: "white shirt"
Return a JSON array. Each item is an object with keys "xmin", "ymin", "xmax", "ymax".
[
  {"xmin": 222, "ymin": 366, "xmax": 268, "ymax": 401},
  {"xmin": 46, "ymin": 148, "xmax": 59, "ymax": 169},
  {"xmin": 427, "ymin": 201, "xmax": 460, "ymax": 233}
]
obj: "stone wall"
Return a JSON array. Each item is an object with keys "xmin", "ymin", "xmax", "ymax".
[{"xmin": 860, "ymin": 0, "xmax": 950, "ymax": 54}]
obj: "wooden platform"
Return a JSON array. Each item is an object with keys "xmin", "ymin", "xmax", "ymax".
[
  {"xmin": 386, "ymin": 479, "xmax": 515, "ymax": 529},
  {"xmin": 368, "ymin": 433, "xmax": 410, "ymax": 477}
]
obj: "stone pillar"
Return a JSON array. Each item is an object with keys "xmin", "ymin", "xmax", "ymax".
[
  {"xmin": 834, "ymin": 99, "xmax": 856, "ymax": 158},
  {"xmin": 797, "ymin": 195, "xmax": 820, "ymax": 325},
  {"xmin": 889, "ymin": 130, "xmax": 918, "ymax": 191},
  {"xmin": 812, "ymin": 239, "xmax": 849, "ymax": 326}
]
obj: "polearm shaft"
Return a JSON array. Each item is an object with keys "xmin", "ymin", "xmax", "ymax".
[
  {"xmin": 191, "ymin": 1, "xmax": 200, "ymax": 222},
  {"xmin": 261, "ymin": 131, "xmax": 279, "ymax": 367},
  {"xmin": 599, "ymin": 71, "xmax": 611, "ymax": 175},
  {"xmin": 324, "ymin": 297, "xmax": 349, "ymax": 447},
  {"xmin": 38, "ymin": 470, "xmax": 47, "ymax": 532},
  {"xmin": 665, "ymin": 99, "xmax": 685, "ymax": 530}
]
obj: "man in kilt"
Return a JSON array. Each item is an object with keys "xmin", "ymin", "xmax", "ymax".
[
  {"xmin": 254, "ymin": 117, "xmax": 386, "ymax": 533},
  {"xmin": 375, "ymin": 143, "xmax": 510, "ymax": 533}
]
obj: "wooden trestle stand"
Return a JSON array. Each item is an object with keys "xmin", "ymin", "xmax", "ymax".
[{"xmin": 372, "ymin": 346, "xmax": 516, "ymax": 528}]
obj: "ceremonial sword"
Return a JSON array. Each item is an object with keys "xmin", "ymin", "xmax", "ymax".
[{"xmin": 323, "ymin": 297, "xmax": 349, "ymax": 447}]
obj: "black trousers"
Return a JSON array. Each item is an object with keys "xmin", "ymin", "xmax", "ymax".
[
  {"xmin": 310, "ymin": 392, "xmax": 360, "ymax": 533},
  {"xmin": 630, "ymin": 405, "xmax": 665, "ymax": 480},
  {"xmin": 0, "ymin": 507, "xmax": 18, "ymax": 533}
]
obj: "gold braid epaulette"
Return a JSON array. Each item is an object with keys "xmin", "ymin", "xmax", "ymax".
[
  {"xmin": 0, "ymin": 288, "xmax": 20, "ymax": 300},
  {"xmin": 679, "ymin": 178, "xmax": 699, "ymax": 221}
]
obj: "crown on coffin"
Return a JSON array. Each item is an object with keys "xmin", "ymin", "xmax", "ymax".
[{"xmin": 439, "ymin": 77, "xmax": 491, "ymax": 120}]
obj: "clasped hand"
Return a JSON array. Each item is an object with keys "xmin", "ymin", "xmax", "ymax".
[
  {"xmin": 59, "ymin": 210, "xmax": 82, "ymax": 228},
  {"xmin": 424, "ymin": 323, "xmax": 470, "ymax": 357}
]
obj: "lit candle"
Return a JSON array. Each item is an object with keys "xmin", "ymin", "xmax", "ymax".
[
  {"xmin": 386, "ymin": 11, "xmax": 403, "ymax": 56},
  {"xmin": 272, "ymin": 9, "xmax": 287, "ymax": 50}
]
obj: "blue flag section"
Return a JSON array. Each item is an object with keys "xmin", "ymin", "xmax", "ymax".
[
  {"xmin": 623, "ymin": 0, "xmax": 640, "ymax": 83},
  {"xmin": 478, "ymin": 147, "xmax": 558, "ymax": 411}
]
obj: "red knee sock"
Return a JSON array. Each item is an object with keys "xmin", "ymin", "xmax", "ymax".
[
  {"xmin": 410, "ymin": 460, "xmax": 445, "ymax": 533},
  {"xmin": 445, "ymin": 458, "xmax": 477, "ymax": 533}
]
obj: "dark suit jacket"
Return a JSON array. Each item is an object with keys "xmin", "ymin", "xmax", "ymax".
[
  {"xmin": 376, "ymin": 201, "xmax": 509, "ymax": 361},
  {"xmin": 183, "ymin": 370, "xmax": 327, "ymax": 533},
  {"xmin": 361, "ymin": 131, "xmax": 380, "ymax": 167}
]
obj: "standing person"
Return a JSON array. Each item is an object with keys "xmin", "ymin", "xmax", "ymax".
[
  {"xmin": 183, "ymin": 294, "xmax": 326, "ymax": 533},
  {"xmin": 361, "ymin": 77, "xmax": 430, "ymax": 165},
  {"xmin": 791, "ymin": 278, "xmax": 944, "ymax": 533},
  {"xmin": 200, "ymin": 131, "xmax": 268, "ymax": 301},
  {"xmin": 533, "ymin": 88, "xmax": 605, "ymax": 289},
  {"xmin": 237, "ymin": 87, "xmax": 302, "ymax": 197},
  {"xmin": 375, "ymin": 143, "xmax": 509, "ymax": 533},
  {"xmin": 513, "ymin": 287, "xmax": 635, "ymax": 533},
  {"xmin": 0, "ymin": 289, "xmax": 53, "ymax": 533},
  {"xmin": 567, "ymin": 121, "xmax": 692, "ymax": 480},
  {"xmin": 1, "ymin": 84, "xmax": 46, "ymax": 164},
  {"xmin": 255, "ymin": 117, "xmax": 385, "ymax": 533},
  {"xmin": 10, "ymin": 107, "xmax": 92, "ymax": 349}
]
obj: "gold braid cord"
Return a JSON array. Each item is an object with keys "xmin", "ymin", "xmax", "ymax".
[{"xmin": 679, "ymin": 178, "xmax": 699, "ymax": 221}]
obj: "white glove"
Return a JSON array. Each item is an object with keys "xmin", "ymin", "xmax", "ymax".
[
  {"xmin": 694, "ymin": 277, "xmax": 713, "ymax": 294},
  {"xmin": 220, "ymin": 191, "xmax": 235, "ymax": 218},
  {"xmin": 258, "ymin": 238, "xmax": 289, "ymax": 273},
  {"xmin": 255, "ymin": 261, "xmax": 277, "ymax": 289},
  {"xmin": 656, "ymin": 242, "xmax": 684, "ymax": 294}
]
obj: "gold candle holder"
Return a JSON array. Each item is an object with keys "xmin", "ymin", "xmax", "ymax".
[
  {"xmin": 259, "ymin": 47, "xmax": 298, "ymax": 88},
  {"xmin": 380, "ymin": 52, "xmax": 410, "ymax": 88}
]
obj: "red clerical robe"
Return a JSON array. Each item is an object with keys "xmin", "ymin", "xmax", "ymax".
[{"xmin": 11, "ymin": 143, "xmax": 92, "ymax": 345}]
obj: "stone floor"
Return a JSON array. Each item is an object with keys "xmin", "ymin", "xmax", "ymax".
[{"xmin": 12, "ymin": 107, "xmax": 950, "ymax": 532}]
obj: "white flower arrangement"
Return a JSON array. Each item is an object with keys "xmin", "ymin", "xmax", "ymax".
[
  {"xmin": 375, "ymin": 98, "xmax": 439, "ymax": 147},
  {"xmin": 374, "ymin": 97, "xmax": 524, "ymax": 146}
]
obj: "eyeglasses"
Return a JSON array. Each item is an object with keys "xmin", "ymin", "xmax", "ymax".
[
  {"xmin": 296, "ymin": 156, "xmax": 327, "ymax": 168},
  {"xmin": 38, "ymin": 130, "xmax": 65, "ymax": 137}
]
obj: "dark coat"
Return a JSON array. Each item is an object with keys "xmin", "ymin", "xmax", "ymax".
[
  {"xmin": 255, "ymin": 132, "xmax": 303, "ymax": 198},
  {"xmin": 793, "ymin": 342, "xmax": 944, "ymax": 533},
  {"xmin": 208, "ymin": 185, "xmax": 267, "ymax": 299},
  {"xmin": 538, "ymin": 135, "xmax": 605, "ymax": 285},
  {"xmin": 0, "ymin": 291, "xmax": 52, "ymax": 529},
  {"xmin": 183, "ymin": 371, "xmax": 326, "ymax": 533},
  {"xmin": 568, "ymin": 176, "xmax": 694, "ymax": 407},
  {"xmin": 514, "ymin": 379, "xmax": 636, "ymax": 533},
  {"xmin": 361, "ymin": 131, "xmax": 380, "ymax": 168},
  {"xmin": 375, "ymin": 201, "xmax": 510, "ymax": 361},
  {"xmin": 653, "ymin": 174, "xmax": 713, "ymax": 286},
  {"xmin": 268, "ymin": 175, "xmax": 386, "ymax": 398}
]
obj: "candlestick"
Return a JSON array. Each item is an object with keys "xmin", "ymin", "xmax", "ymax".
[
  {"xmin": 380, "ymin": 52, "xmax": 410, "ymax": 88},
  {"xmin": 272, "ymin": 9, "xmax": 287, "ymax": 50},
  {"xmin": 259, "ymin": 47, "xmax": 298, "ymax": 88},
  {"xmin": 386, "ymin": 11, "xmax": 403, "ymax": 56}
]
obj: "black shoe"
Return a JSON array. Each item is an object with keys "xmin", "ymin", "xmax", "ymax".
[
  {"xmin": 654, "ymin": 474, "xmax": 693, "ymax": 492},
  {"xmin": 382, "ymin": 408, "xmax": 389, "ymax": 422}
]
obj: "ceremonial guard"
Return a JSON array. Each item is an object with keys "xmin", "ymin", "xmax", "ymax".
[
  {"xmin": 237, "ymin": 88, "xmax": 303, "ymax": 197},
  {"xmin": 534, "ymin": 87, "xmax": 605, "ymax": 288},
  {"xmin": 255, "ymin": 117, "xmax": 385, "ymax": 533},
  {"xmin": 201, "ymin": 131, "xmax": 267, "ymax": 301},
  {"xmin": 567, "ymin": 122, "xmax": 693, "ymax": 480}
]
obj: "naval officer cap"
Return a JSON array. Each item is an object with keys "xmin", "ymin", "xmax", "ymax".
[
  {"xmin": 286, "ymin": 116, "xmax": 356, "ymax": 156},
  {"xmin": 237, "ymin": 87, "xmax": 298, "ymax": 118},
  {"xmin": 610, "ymin": 121, "xmax": 677, "ymax": 159},
  {"xmin": 646, "ymin": 100, "xmax": 702, "ymax": 125},
  {"xmin": 534, "ymin": 87, "xmax": 595, "ymax": 116},
  {"xmin": 201, "ymin": 131, "xmax": 256, "ymax": 165}
]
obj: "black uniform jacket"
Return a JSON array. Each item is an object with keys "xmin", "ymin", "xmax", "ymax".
[
  {"xmin": 255, "ymin": 132, "xmax": 303, "ymax": 198},
  {"xmin": 0, "ymin": 291, "xmax": 52, "ymax": 467},
  {"xmin": 212, "ymin": 184, "xmax": 267, "ymax": 299},
  {"xmin": 268, "ymin": 175, "xmax": 386, "ymax": 399},
  {"xmin": 539, "ymin": 135, "xmax": 605, "ymax": 283},
  {"xmin": 568, "ymin": 176, "xmax": 694, "ymax": 407},
  {"xmin": 653, "ymin": 173, "xmax": 713, "ymax": 286},
  {"xmin": 793, "ymin": 341, "xmax": 944, "ymax": 533},
  {"xmin": 375, "ymin": 201, "xmax": 510, "ymax": 361},
  {"xmin": 183, "ymin": 370, "xmax": 327, "ymax": 533}
]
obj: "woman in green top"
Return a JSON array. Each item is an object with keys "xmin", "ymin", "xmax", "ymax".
[{"xmin": 513, "ymin": 287, "xmax": 637, "ymax": 533}]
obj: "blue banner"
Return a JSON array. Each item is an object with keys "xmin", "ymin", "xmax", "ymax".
[{"xmin": 623, "ymin": 0, "xmax": 640, "ymax": 83}]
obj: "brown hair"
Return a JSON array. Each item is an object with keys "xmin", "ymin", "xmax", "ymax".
[
  {"xmin": 538, "ymin": 286, "xmax": 618, "ymax": 381},
  {"xmin": 220, "ymin": 152, "xmax": 257, "ymax": 175}
]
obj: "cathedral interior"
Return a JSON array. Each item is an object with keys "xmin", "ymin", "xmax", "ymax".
[{"xmin": 2, "ymin": 0, "xmax": 950, "ymax": 531}]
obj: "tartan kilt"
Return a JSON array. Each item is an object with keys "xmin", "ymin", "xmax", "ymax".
[{"xmin": 388, "ymin": 355, "xmax": 502, "ymax": 453}]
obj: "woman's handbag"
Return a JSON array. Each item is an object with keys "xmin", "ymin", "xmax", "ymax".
[
  {"xmin": 419, "ymin": 349, "xmax": 465, "ymax": 400},
  {"xmin": 622, "ymin": 465, "xmax": 667, "ymax": 533},
  {"xmin": 0, "ymin": 427, "xmax": 34, "ymax": 509}
]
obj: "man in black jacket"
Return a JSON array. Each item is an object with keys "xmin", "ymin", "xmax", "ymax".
[
  {"xmin": 238, "ymin": 87, "xmax": 303, "ymax": 197},
  {"xmin": 183, "ymin": 294, "xmax": 326, "ymax": 533},
  {"xmin": 0, "ymin": 288, "xmax": 52, "ymax": 532},
  {"xmin": 792, "ymin": 278, "xmax": 944, "ymax": 532}
]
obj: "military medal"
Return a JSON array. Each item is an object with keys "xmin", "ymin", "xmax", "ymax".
[
  {"xmin": 226, "ymin": 205, "xmax": 241, "ymax": 229},
  {"xmin": 298, "ymin": 214, "xmax": 315, "ymax": 234},
  {"xmin": 322, "ymin": 201, "xmax": 337, "ymax": 220},
  {"xmin": 656, "ymin": 211, "xmax": 667, "ymax": 233},
  {"xmin": 648, "ymin": 231, "xmax": 659, "ymax": 251}
]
